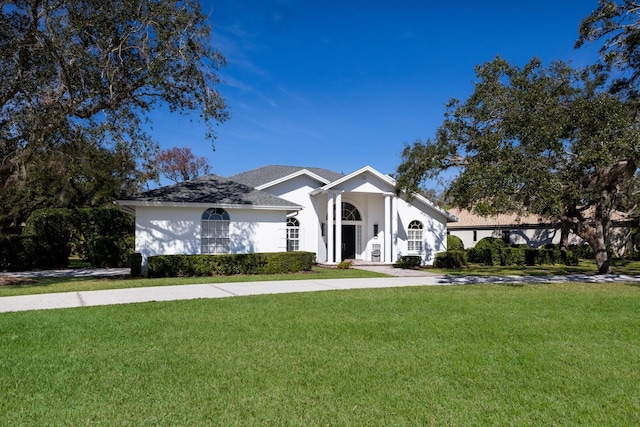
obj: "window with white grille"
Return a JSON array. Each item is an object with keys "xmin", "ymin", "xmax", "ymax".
[{"xmin": 201, "ymin": 208, "xmax": 230, "ymax": 254}]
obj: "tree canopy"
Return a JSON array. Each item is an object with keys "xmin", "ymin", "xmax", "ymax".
[
  {"xmin": 152, "ymin": 147, "xmax": 211, "ymax": 183},
  {"xmin": 396, "ymin": 57, "xmax": 640, "ymax": 274},
  {"xmin": 577, "ymin": 0, "xmax": 640, "ymax": 95},
  {"xmin": 0, "ymin": 0, "xmax": 228, "ymax": 227}
]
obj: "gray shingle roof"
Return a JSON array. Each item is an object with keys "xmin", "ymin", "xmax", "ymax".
[
  {"xmin": 123, "ymin": 174, "xmax": 300, "ymax": 207},
  {"xmin": 229, "ymin": 165, "xmax": 344, "ymax": 188}
]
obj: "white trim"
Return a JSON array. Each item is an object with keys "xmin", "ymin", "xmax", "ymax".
[
  {"xmin": 308, "ymin": 165, "xmax": 457, "ymax": 222},
  {"xmin": 116, "ymin": 200, "xmax": 303, "ymax": 211},
  {"xmin": 255, "ymin": 169, "xmax": 330, "ymax": 190}
]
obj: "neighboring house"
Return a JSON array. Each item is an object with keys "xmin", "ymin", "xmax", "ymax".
[
  {"xmin": 448, "ymin": 208, "xmax": 636, "ymax": 256},
  {"xmin": 117, "ymin": 165, "xmax": 457, "ymax": 271}
]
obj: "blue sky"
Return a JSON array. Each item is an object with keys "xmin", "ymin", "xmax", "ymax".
[{"xmin": 149, "ymin": 1, "xmax": 602, "ymax": 183}]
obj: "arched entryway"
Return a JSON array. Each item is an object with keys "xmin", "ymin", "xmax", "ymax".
[{"xmin": 333, "ymin": 202, "xmax": 362, "ymax": 261}]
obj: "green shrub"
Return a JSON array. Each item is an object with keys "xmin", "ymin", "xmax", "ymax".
[
  {"xmin": 337, "ymin": 260, "xmax": 353, "ymax": 269},
  {"xmin": 434, "ymin": 251, "xmax": 468, "ymax": 269},
  {"xmin": 146, "ymin": 252, "xmax": 316, "ymax": 278},
  {"xmin": 23, "ymin": 208, "xmax": 74, "ymax": 269},
  {"xmin": 466, "ymin": 237, "xmax": 505, "ymax": 266},
  {"xmin": 475, "ymin": 237, "xmax": 507, "ymax": 251},
  {"xmin": 466, "ymin": 247, "xmax": 500, "ymax": 265},
  {"xmin": 73, "ymin": 208, "xmax": 134, "ymax": 267},
  {"xmin": 525, "ymin": 248, "xmax": 579, "ymax": 266},
  {"xmin": 447, "ymin": 234, "xmax": 465, "ymax": 251},
  {"xmin": 0, "ymin": 235, "xmax": 37, "ymax": 271},
  {"xmin": 395, "ymin": 255, "xmax": 422, "ymax": 269},
  {"xmin": 129, "ymin": 253, "xmax": 143, "ymax": 277},
  {"xmin": 569, "ymin": 244, "xmax": 594, "ymax": 259},
  {"xmin": 87, "ymin": 235, "xmax": 133, "ymax": 267},
  {"xmin": 499, "ymin": 247, "xmax": 526, "ymax": 266}
]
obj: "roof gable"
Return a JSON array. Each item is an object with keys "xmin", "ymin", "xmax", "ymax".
[{"xmin": 229, "ymin": 165, "xmax": 344, "ymax": 189}]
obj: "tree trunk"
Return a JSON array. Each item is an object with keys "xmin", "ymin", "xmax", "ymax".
[
  {"xmin": 560, "ymin": 222, "xmax": 570, "ymax": 252},
  {"xmin": 593, "ymin": 235, "xmax": 611, "ymax": 274}
]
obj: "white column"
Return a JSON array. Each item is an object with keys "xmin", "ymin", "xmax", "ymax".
[
  {"xmin": 384, "ymin": 195, "xmax": 391, "ymax": 263},
  {"xmin": 335, "ymin": 192, "xmax": 342, "ymax": 263},
  {"xmin": 327, "ymin": 193, "xmax": 334, "ymax": 264},
  {"xmin": 391, "ymin": 196, "xmax": 398, "ymax": 263}
]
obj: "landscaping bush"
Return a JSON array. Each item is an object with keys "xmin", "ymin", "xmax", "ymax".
[
  {"xmin": 23, "ymin": 208, "xmax": 74, "ymax": 269},
  {"xmin": 466, "ymin": 237, "xmax": 506, "ymax": 266},
  {"xmin": 395, "ymin": 255, "xmax": 422, "ymax": 269},
  {"xmin": 337, "ymin": 260, "xmax": 353, "ymax": 269},
  {"xmin": 475, "ymin": 237, "xmax": 507, "ymax": 251},
  {"xmin": 466, "ymin": 247, "xmax": 500, "ymax": 265},
  {"xmin": 0, "ymin": 235, "xmax": 36, "ymax": 271},
  {"xmin": 146, "ymin": 252, "xmax": 316, "ymax": 278},
  {"xmin": 525, "ymin": 248, "xmax": 579, "ymax": 266},
  {"xmin": 87, "ymin": 235, "xmax": 134, "ymax": 268},
  {"xmin": 569, "ymin": 244, "xmax": 595, "ymax": 259},
  {"xmin": 434, "ymin": 251, "xmax": 468, "ymax": 269},
  {"xmin": 447, "ymin": 234, "xmax": 464, "ymax": 251},
  {"xmin": 499, "ymin": 247, "xmax": 526, "ymax": 266},
  {"xmin": 74, "ymin": 208, "xmax": 134, "ymax": 267},
  {"xmin": 129, "ymin": 253, "xmax": 143, "ymax": 277}
]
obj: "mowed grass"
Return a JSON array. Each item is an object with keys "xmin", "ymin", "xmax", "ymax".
[
  {"xmin": 428, "ymin": 258, "xmax": 640, "ymax": 276},
  {"xmin": 1, "ymin": 282, "xmax": 639, "ymax": 425},
  {"xmin": 0, "ymin": 266, "xmax": 389, "ymax": 297}
]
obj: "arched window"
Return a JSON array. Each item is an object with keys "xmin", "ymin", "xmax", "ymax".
[
  {"xmin": 201, "ymin": 208, "xmax": 230, "ymax": 254},
  {"xmin": 338, "ymin": 202, "xmax": 362, "ymax": 221},
  {"xmin": 407, "ymin": 220, "xmax": 424, "ymax": 252},
  {"xmin": 286, "ymin": 217, "xmax": 300, "ymax": 251}
]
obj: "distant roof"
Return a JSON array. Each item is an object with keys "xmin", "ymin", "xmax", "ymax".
[
  {"xmin": 229, "ymin": 165, "xmax": 344, "ymax": 188},
  {"xmin": 119, "ymin": 174, "xmax": 300, "ymax": 208},
  {"xmin": 447, "ymin": 208, "xmax": 635, "ymax": 229}
]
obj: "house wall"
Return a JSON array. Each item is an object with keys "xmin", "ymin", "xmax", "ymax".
[
  {"xmin": 451, "ymin": 225, "xmax": 633, "ymax": 257},
  {"xmin": 262, "ymin": 175, "xmax": 324, "ymax": 259},
  {"xmin": 449, "ymin": 227, "xmax": 583, "ymax": 250},
  {"xmin": 134, "ymin": 206, "xmax": 288, "ymax": 269},
  {"xmin": 396, "ymin": 198, "xmax": 448, "ymax": 264}
]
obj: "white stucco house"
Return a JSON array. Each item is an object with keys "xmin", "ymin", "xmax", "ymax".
[{"xmin": 117, "ymin": 165, "xmax": 457, "ymax": 271}]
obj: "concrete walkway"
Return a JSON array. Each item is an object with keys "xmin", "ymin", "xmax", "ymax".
[{"xmin": 1, "ymin": 266, "xmax": 639, "ymax": 313}]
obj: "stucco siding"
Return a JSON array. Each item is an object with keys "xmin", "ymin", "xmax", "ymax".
[
  {"xmin": 396, "ymin": 198, "xmax": 447, "ymax": 264},
  {"xmin": 135, "ymin": 206, "xmax": 288, "ymax": 268}
]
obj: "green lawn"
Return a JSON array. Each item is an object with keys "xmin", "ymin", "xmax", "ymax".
[
  {"xmin": 1, "ymin": 283, "xmax": 639, "ymax": 425},
  {"xmin": 0, "ymin": 266, "xmax": 389, "ymax": 297},
  {"xmin": 428, "ymin": 258, "xmax": 640, "ymax": 276}
]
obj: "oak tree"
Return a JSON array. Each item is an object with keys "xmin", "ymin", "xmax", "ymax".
[
  {"xmin": 395, "ymin": 57, "xmax": 640, "ymax": 274},
  {"xmin": 0, "ymin": 0, "xmax": 228, "ymax": 225}
]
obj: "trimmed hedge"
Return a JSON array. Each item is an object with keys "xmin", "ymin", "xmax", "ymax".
[
  {"xmin": 0, "ymin": 235, "xmax": 37, "ymax": 272},
  {"xmin": 23, "ymin": 208, "xmax": 74, "ymax": 269},
  {"xmin": 395, "ymin": 255, "xmax": 422, "ymax": 269},
  {"xmin": 129, "ymin": 253, "xmax": 143, "ymax": 277},
  {"xmin": 499, "ymin": 248, "xmax": 526, "ymax": 266},
  {"xmin": 525, "ymin": 248, "xmax": 579, "ymax": 266},
  {"xmin": 73, "ymin": 208, "xmax": 134, "ymax": 268},
  {"xmin": 146, "ymin": 252, "xmax": 316, "ymax": 278},
  {"xmin": 447, "ymin": 234, "xmax": 465, "ymax": 251},
  {"xmin": 434, "ymin": 251, "xmax": 468, "ymax": 269}
]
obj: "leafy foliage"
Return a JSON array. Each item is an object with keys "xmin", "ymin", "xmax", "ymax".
[
  {"xmin": 434, "ymin": 251, "xmax": 468, "ymax": 269},
  {"xmin": 446, "ymin": 234, "xmax": 465, "ymax": 251},
  {"xmin": 146, "ymin": 252, "xmax": 316, "ymax": 278},
  {"xmin": 396, "ymin": 57, "xmax": 640, "ymax": 273},
  {"xmin": 0, "ymin": 0, "xmax": 228, "ymax": 226},
  {"xmin": 151, "ymin": 147, "xmax": 212, "ymax": 183},
  {"xmin": 577, "ymin": 0, "xmax": 640, "ymax": 95}
]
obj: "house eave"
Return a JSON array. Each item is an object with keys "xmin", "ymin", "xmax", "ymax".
[{"xmin": 115, "ymin": 200, "xmax": 303, "ymax": 211}]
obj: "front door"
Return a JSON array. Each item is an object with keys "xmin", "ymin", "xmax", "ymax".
[{"xmin": 341, "ymin": 224, "xmax": 356, "ymax": 260}]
